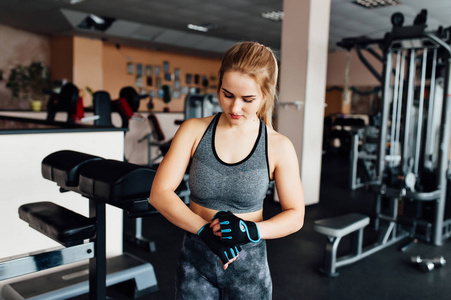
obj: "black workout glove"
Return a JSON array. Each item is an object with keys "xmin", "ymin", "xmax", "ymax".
[
  {"xmin": 213, "ymin": 211, "xmax": 261, "ymax": 245},
  {"xmin": 197, "ymin": 224, "xmax": 241, "ymax": 264}
]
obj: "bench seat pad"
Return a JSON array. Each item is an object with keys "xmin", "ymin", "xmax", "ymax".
[
  {"xmin": 19, "ymin": 201, "xmax": 96, "ymax": 246},
  {"xmin": 78, "ymin": 160, "xmax": 156, "ymax": 202},
  {"xmin": 42, "ymin": 150, "xmax": 103, "ymax": 188},
  {"xmin": 313, "ymin": 213, "xmax": 369, "ymax": 237}
]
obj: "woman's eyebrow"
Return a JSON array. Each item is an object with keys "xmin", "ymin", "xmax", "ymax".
[
  {"xmin": 222, "ymin": 88, "xmax": 256, "ymax": 98},
  {"xmin": 222, "ymin": 88, "xmax": 232, "ymax": 94}
]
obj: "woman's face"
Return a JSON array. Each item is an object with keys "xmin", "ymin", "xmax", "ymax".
[{"xmin": 218, "ymin": 71, "xmax": 264, "ymax": 124}]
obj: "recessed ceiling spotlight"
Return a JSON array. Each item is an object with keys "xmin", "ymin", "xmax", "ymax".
[
  {"xmin": 187, "ymin": 24, "xmax": 209, "ymax": 32},
  {"xmin": 89, "ymin": 14, "xmax": 105, "ymax": 24},
  {"xmin": 77, "ymin": 14, "xmax": 115, "ymax": 31},
  {"xmin": 353, "ymin": 0, "xmax": 401, "ymax": 9},
  {"xmin": 261, "ymin": 11, "xmax": 284, "ymax": 22},
  {"xmin": 54, "ymin": 0, "xmax": 87, "ymax": 4},
  {"xmin": 69, "ymin": 0, "xmax": 86, "ymax": 4},
  {"xmin": 187, "ymin": 23, "xmax": 219, "ymax": 32}
]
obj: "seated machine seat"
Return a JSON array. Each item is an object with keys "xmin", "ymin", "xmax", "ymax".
[
  {"xmin": 46, "ymin": 82, "xmax": 80, "ymax": 123},
  {"xmin": 19, "ymin": 201, "xmax": 95, "ymax": 247},
  {"xmin": 313, "ymin": 213, "xmax": 369, "ymax": 238},
  {"xmin": 42, "ymin": 150, "xmax": 103, "ymax": 189},
  {"xmin": 78, "ymin": 159, "xmax": 156, "ymax": 204},
  {"xmin": 119, "ymin": 86, "xmax": 141, "ymax": 113}
]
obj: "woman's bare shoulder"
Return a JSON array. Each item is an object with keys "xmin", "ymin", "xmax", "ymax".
[
  {"xmin": 174, "ymin": 115, "xmax": 216, "ymax": 144},
  {"xmin": 163, "ymin": 115, "xmax": 216, "ymax": 160},
  {"xmin": 267, "ymin": 128, "xmax": 297, "ymax": 165},
  {"xmin": 179, "ymin": 115, "xmax": 214, "ymax": 133},
  {"xmin": 267, "ymin": 128, "xmax": 294, "ymax": 150}
]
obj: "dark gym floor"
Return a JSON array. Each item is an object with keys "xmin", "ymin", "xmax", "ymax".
[{"xmin": 82, "ymin": 152, "xmax": 451, "ymax": 299}]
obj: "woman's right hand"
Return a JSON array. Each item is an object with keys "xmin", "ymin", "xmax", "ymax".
[{"xmin": 211, "ymin": 211, "xmax": 260, "ymax": 245}]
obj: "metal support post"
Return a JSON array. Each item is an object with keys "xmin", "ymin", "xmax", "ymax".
[{"xmin": 89, "ymin": 199, "xmax": 106, "ymax": 300}]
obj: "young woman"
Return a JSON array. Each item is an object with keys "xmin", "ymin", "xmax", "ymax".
[{"xmin": 149, "ymin": 41, "xmax": 305, "ymax": 299}]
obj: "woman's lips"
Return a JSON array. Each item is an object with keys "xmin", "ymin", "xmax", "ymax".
[{"xmin": 230, "ymin": 114, "xmax": 242, "ymax": 119}]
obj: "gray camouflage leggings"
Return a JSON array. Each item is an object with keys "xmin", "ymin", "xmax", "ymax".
[{"xmin": 175, "ymin": 232, "xmax": 272, "ymax": 300}]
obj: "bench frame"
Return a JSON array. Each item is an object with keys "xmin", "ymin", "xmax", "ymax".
[
  {"xmin": 314, "ymin": 212, "xmax": 409, "ymax": 276},
  {"xmin": 0, "ymin": 243, "xmax": 94, "ymax": 281}
]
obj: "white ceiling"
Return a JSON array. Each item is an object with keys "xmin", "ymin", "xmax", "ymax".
[{"xmin": 0, "ymin": 0, "xmax": 450, "ymax": 57}]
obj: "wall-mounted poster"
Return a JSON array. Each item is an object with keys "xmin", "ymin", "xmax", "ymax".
[
  {"xmin": 146, "ymin": 65, "xmax": 152, "ymax": 76},
  {"xmin": 136, "ymin": 63, "xmax": 143, "ymax": 76},
  {"xmin": 174, "ymin": 80, "xmax": 181, "ymax": 90},
  {"xmin": 127, "ymin": 62, "xmax": 134, "ymax": 74},
  {"xmin": 164, "ymin": 73, "xmax": 172, "ymax": 82},
  {"xmin": 163, "ymin": 61, "xmax": 170, "ymax": 73},
  {"xmin": 185, "ymin": 73, "xmax": 192, "ymax": 84},
  {"xmin": 136, "ymin": 75, "xmax": 143, "ymax": 88},
  {"xmin": 156, "ymin": 77, "xmax": 162, "ymax": 88},
  {"xmin": 155, "ymin": 66, "xmax": 160, "ymax": 76},
  {"xmin": 174, "ymin": 68, "xmax": 180, "ymax": 80}
]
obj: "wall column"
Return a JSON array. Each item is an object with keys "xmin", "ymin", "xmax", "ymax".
[{"xmin": 277, "ymin": 0, "xmax": 331, "ymax": 205}]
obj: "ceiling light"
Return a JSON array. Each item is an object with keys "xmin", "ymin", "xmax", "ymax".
[
  {"xmin": 77, "ymin": 14, "xmax": 115, "ymax": 31},
  {"xmin": 261, "ymin": 11, "xmax": 284, "ymax": 22},
  {"xmin": 187, "ymin": 23, "xmax": 220, "ymax": 32},
  {"xmin": 89, "ymin": 14, "xmax": 105, "ymax": 24},
  {"xmin": 187, "ymin": 24, "xmax": 209, "ymax": 32},
  {"xmin": 54, "ymin": 0, "xmax": 87, "ymax": 4},
  {"xmin": 69, "ymin": 0, "xmax": 86, "ymax": 4},
  {"xmin": 353, "ymin": 0, "xmax": 401, "ymax": 9}
]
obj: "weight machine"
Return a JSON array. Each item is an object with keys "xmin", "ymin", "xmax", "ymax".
[
  {"xmin": 343, "ymin": 10, "xmax": 451, "ymax": 246},
  {"xmin": 314, "ymin": 10, "xmax": 451, "ymax": 276}
]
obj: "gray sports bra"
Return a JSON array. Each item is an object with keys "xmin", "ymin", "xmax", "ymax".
[{"xmin": 188, "ymin": 113, "xmax": 271, "ymax": 213}]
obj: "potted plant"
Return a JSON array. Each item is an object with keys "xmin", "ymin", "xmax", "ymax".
[{"xmin": 6, "ymin": 61, "xmax": 51, "ymax": 111}]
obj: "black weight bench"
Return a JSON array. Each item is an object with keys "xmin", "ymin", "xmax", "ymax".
[
  {"xmin": 1, "ymin": 150, "xmax": 158, "ymax": 300},
  {"xmin": 313, "ymin": 213, "xmax": 370, "ymax": 276}
]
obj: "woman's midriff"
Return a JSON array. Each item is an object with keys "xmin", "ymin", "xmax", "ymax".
[{"xmin": 189, "ymin": 200, "xmax": 263, "ymax": 222}]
